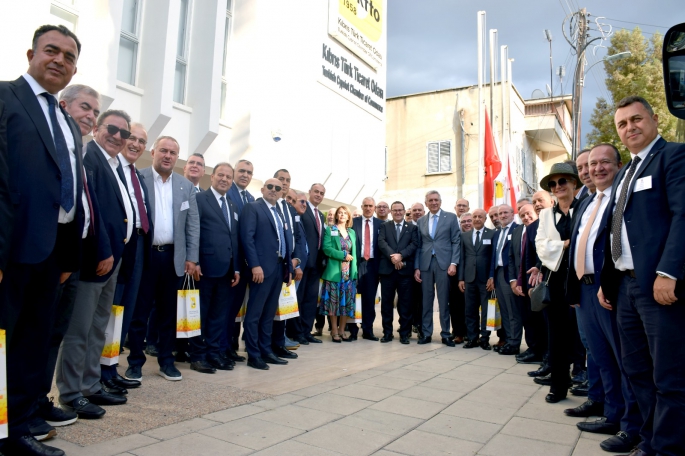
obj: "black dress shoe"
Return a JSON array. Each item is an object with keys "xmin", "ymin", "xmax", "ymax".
[
  {"xmin": 362, "ymin": 333, "xmax": 379, "ymax": 341},
  {"xmin": 441, "ymin": 337, "xmax": 456, "ymax": 347},
  {"xmin": 463, "ymin": 338, "xmax": 480, "ymax": 349},
  {"xmin": 294, "ymin": 336, "xmax": 310, "ymax": 346},
  {"xmin": 247, "ymin": 357, "xmax": 269, "ymax": 370},
  {"xmin": 61, "ymin": 397, "xmax": 105, "ymax": 419},
  {"xmin": 493, "ymin": 344, "xmax": 501, "ymax": 353},
  {"xmin": 417, "ymin": 336, "xmax": 432, "ymax": 344},
  {"xmin": 480, "ymin": 340, "xmax": 492, "ymax": 350},
  {"xmin": 101, "ymin": 379, "xmax": 127, "ymax": 395},
  {"xmin": 564, "ymin": 399, "xmax": 604, "ymax": 417},
  {"xmin": 208, "ymin": 356, "xmax": 234, "ymax": 370},
  {"xmin": 190, "ymin": 360, "xmax": 217, "ymax": 374},
  {"xmin": 400, "ymin": 336, "xmax": 410, "ymax": 344},
  {"xmin": 263, "ymin": 353, "xmax": 288, "ymax": 365},
  {"xmin": 274, "ymin": 346, "xmax": 298, "ymax": 359},
  {"xmin": 534, "ymin": 374, "xmax": 552, "ymax": 386},
  {"xmin": 570, "ymin": 380, "xmax": 589, "ymax": 397},
  {"xmin": 577, "ymin": 417, "xmax": 620, "ymax": 435},
  {"xmin": 600, "ymin": 431, "xmax": 640, "ymax": 453},
  {"xmin": 571, "ymin": 370, "xmax": 587, "ymax": 384},
  {"xmin": 380, "ymin": 335, "xmax": 393, "ymax": 343},
  {"xmin": 87, "ymin": 389, "xmax": 127, "ymax": 406},
  {"xmin": 4, "ymin": 435, "xmax": 65, "ymax": 456},
  {"xmin": 225, "ymin": 348, "xmax": 246, "ymax": 362},
  {"xmin": 412, "ymin": 325, "xmax": 419, "ymax": 334},
  {"xmin": 545, "ymin": 392, "xmax": 567, "ymax": 403},
  {"xmin": 499, "ymin": 344, "xmax": 520, "ymax": 355},
  {"xmin": 527, "ymin": 364, "xmax": 551, "ymax": 377},
  {"xmin": 112, "ymin": 373, "xmax": 141, "ymax": 389},
  {"xmin": 349, "ymin": 334, "xmax": 358, "ymax": 341},
  {"xmin": 305, "ymin": 334, "xmax": 322, "ymax": 343},
  {"xmin": 516, "ymin": 351, "xmax": 543, "ymax": 364},
  {"xmin": 312, "ymin": 328, "xmax": 323, "ymax": 337}
]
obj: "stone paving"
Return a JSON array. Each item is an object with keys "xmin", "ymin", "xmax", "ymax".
[{"xmin": 47, "ymin": 322, "xmax": 621, "ymax": 456}]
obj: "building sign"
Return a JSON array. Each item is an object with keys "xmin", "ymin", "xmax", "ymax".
[
  {"xmin": 328, "ymin": 0, "xmax": 384, "ymax": 71},
  {"xmin": 318, "ymin": 41, "xmax": 385, "ymax": 120}
]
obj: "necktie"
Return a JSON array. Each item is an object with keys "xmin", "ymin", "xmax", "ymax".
[
  {"xmin": 129, "ymin": 164, "xmax": 149, "ymax": 233},
  {"xmin": 611, "ymin": 156, "xmax": 642, "ymax": 262},
  {"xmin": 430, "ymin": 214, "xmax": 438, "ymax": 238},
  {"xmin": 518, "ymin": 229, "xmax": 527, "ymax": 287},
  {"xmin": 282, "ymin": 200, "xmax": 294, "ymax": 252},
  {"xmin": 195, "ymin": 186, "xmax": 201, "ymax": 193},
  {"xmin": 475, "ymin": 230, "xmax": 481, "ymax": 248},
  {"xmin": 576, "ymin": 193, "xmax": 605, "ymax": 279},
  {"xmin": 42, "ymin": 93, "xmax": 74, "ymax": 212},
  {"xmin": 396, "ymin": 223, "xmax": 402, "ymax": 242},
  {"xmin": 241, "ymin": 190, "xmax": 248, "ymax": 206},
  {"xmin": 364, "ymin": 219, "xmax": 371, "ymax": 260},
  {"xmin": 314, "ymin": 207, "xmax": 322, "ymax": 249},
  {"xmin": 220, "ymin": 196, "xmax": 231, "ymax": 230},
  {"xmin": 271, "ymin": 206, "xmax": 286, "ymax": 258},
  {"xmin": 497, "ymin": 227, "xmax": 508, "ymax": 264}
]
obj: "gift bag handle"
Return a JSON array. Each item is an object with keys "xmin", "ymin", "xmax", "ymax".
[{"xmin": 181, "ymin": 273, "xmax": 196, "ymax": 291}]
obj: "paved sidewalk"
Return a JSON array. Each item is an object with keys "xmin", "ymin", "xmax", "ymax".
[{"xmin": 49, "ymin": 334, "xmax": 618, "ymax": 456}]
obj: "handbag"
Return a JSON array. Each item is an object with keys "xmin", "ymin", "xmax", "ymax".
[
  {"xmin": 176, "ymin": 274, "xmax": 201, "ymax": 338},
  {"xmin": 486, "ymin": 292, "xmax": 501, "ymax": 331},
  {"xmin": 100, "ymin": 305, "xmax": 124, "ymax": 366},
  {"xmin": 530, "ymin": 270, "xmax": 552, "ymax": 312},
  {"xmin": 274, "ymin": 283, "xmax": 300, "ymax": 321}
]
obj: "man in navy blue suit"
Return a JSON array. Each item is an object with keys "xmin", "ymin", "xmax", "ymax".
[
  {"xmin": 350, "ymin": 197, "xmax": 383, "ymax": 341},
  {"xmin": 240, "ymin": 178, "xmax": 293, "ymax": 370},
  {"xmin": 0, "ymin": 25, "xmax": 88, "ymax": 456},
  {"xmin": 598, "ymin": 96, "xmax": 685, "ymax": 456},
  {"xmin": 190, "ymin": 163, "xmax": 241, "ymax": 373},
  {"xmin": 488, "ymin": 205, "xmax": 518, "ymax": 354},
  {"xmin": 228, "ymin": 159, "xmax": 255, "ymax": 212}
]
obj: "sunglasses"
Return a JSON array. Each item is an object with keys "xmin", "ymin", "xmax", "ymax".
[
  {"xmin": 548, "ymin": 177, "xmax": 569, "ymax": 189},
  {"xmin": 265, "ymin": 184, "xmax": 282, "ymax": 192},
  {"xmin": 102, "ymin": 124, "xmax": 131, "ymax": 139}
]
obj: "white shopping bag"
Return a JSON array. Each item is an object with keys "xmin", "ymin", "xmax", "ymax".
[
  {"xmin": 274, "ymin": 283, "xmax": 299, "ymax": 321},
  {"xmin": 177, "ymin": 274, "xmax": 201, "ymax": 338},
  {"xmin": 100, "ymin": 305, "xmax": 124, "ymax": 365}
]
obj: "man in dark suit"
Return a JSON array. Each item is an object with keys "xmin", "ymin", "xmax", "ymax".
[
  {"xmin": 183, "ymin": 153, "xmax": 206, "ymax": 193},
  {"xmin": 349, "ymin": 197, "xmax": 383, "ymax": 341},
  {"xmin": 488, "ymin": 204, "xmax": 518, "ymax": 354},
  {"xmin": 378, "ymin": 202, "xmax": 419, "ymax": 344},
  {"xmin": 459, "ymin": 209, "xmax": 495, "ymax": 350},
  {"xmin": 414, "ymin": 191, "xmax": 461, "ymax": 346},
  {"xmin": 409, "ymin": 203, "xmax": 425, "ymax": 336},
  {"xmin": 288, "ymin": 183, "xmax": 326, "ymax": 344},
  {"xmin": 0, "ymin": 100, "xmax": 9, "ymax": 279},
  {"xmin": 449, "ymin": 204, "xmax": 470, "ymax": 344},
  {"xmin": 227, "ymin": 159, "xmax": 255, "ymax": 212},
  {"xmin": 575, "ymin": 149, "xmax": 595, "ymax": 202},
  {"xmin": 597, "ymin": 96, "xmax": 685, "ymax": 456},
  {"xmin": 240, "ymin": 179, "xmax": 293, "ymax": 369},
  {"xmin": 189, "ymin": 163, "xmax": 241, "ymax": 373},
  {"xmin": 0, "ymin": 25, "xmax": 88, "ymax": 456},
  {"xmin": 125, "ymin": 136, "xmax": 199, "ymax": 382},
  {"xmin": 56, "ymin": 110, "xmax": 136, "ymax": 417}
]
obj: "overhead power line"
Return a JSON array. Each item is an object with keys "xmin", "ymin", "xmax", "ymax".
[{"xmin": 598, "ymin": 17, "xmax": 668, "ymax": 29}]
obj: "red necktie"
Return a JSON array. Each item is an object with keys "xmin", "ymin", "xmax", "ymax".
[
  {"xmin": 364, "ymin": 219, "xmax": 371, "ymax": 260},
  {"xmin": 314, "ymin": 207, "xmax": 322, "ymax": 249},
  {"xmin": 517, "ymin": 230, "xmax": 527, "ymax": 287},
  {"xmin": 129, "ymin": 164, "xmax": 150, "ymax": 233}
]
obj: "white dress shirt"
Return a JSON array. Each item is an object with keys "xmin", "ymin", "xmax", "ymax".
[
  {"xmin": 612, "ymin": 135, "xmax": 660, "ymax": 271},
  {"xmin": 472, "ymin": 228, "xmax": 482, "ymax": 245},
  {"xmin": 95, "ymin": 142, "xmax": 133, "ymax": 244},
  {"xmin": 575, "ymin": 186, "xmax": 612, "ymax": 274},
  {"xmin": 118, "ymin": 154, "xmax": 146, "ymax": 229},
  {"xmin": 152, "ymin": 168, "xmax": 174, "ymax": 245},
  {"xmin": 361, "ymin": 216, "xmax": 376, "ymax": 259},
  {"xmin": 211, "ymin": 186, "xmax": 231, "ymax": 231},
  {"xmin": 497, "ymin": 222, "xmax": 513, "ymax": 267},
  {"xmin": 265, "ymin": 200, "xmax": 283, "ymax": 254},
  {"xmin": 23, "ymin": 73, "xmax": 85, "ymax": 226}
]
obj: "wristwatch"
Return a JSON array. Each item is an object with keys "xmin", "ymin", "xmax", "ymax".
[{"xmin": 657, "ymin": 272, "xmax": 671, "ymax": 279}]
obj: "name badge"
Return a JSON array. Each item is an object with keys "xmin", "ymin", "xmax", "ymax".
[
  {"xmin": 180, "ymin": 201, "xmax": 190, "ymax": 211},
  {"xmin": 483, "ymin": 239, "xmax": 491, "ymax": 245},
  {"xmin": 507, "ymin": 234, "xmax": 512, "ymax": 241},
  {"xmin": 634, "ymin": 175, "xmax": 652, "ymax": 192},
  {"xmin": 295, "ymin": 215, "xmax": 301, "ymax": 222},
  {"xmin": 331, "ymin": 231, "xmax": 339, "ymax": 237},
  {"xmin": 234, "ymin": 212, "xmax": 239, "ymax": 221}
]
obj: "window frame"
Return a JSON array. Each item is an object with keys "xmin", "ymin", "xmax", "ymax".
[
  {"xmin": 173, "ymin": 0, "xmax": 191, "ymax": 104},
  {"xmin": 117, "ymin": 0, "xmax": 142, "ymax": 86},
  {"xmin": 425, "ymin": 140, "xmax": 453, "ymax": 175},
  {"xmin": 220, "ymin": 1, "xmax": 234, "ymax": 120}
]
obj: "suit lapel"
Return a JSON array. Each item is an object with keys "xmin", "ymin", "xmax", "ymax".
[
  {"xmin": 90, "ymin": 142, "xmax": 127, "ymax": 211},
  {"xmin": 207, "ymin": 191, "xmax": 231, "ymax": 232},
  {"xmin": 258, "ymin": 199, "xmax": 278, "ymax": 234},
  {"xmin": 172, "ymin": 173, "xmax": 183, "ymax": 230},
  {"xmin": 141, "ymin": 168, "xmax": 155, "ymax": 222},
  {"xmin": 626, "ymin": 140, "xmax": 662, "ymax": 204}
]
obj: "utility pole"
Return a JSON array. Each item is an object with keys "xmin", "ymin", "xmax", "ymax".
[{"xmin": 571, "ymin": 8, "xmax": 588, "ymax": 159}]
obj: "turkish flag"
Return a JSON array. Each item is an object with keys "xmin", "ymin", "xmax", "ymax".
[{"xmin": 484, "ymin": 109, "xmax": 501, "ymax": 211}]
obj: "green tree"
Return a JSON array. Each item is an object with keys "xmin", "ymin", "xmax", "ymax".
[{"xmin": 586, "ymin": 28, "xmax": 680, "ymax": 163}]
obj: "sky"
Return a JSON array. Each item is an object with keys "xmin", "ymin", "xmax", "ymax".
[{"xmin": 386, "ymin": 0, "xmax": 685, "ymax": 147}]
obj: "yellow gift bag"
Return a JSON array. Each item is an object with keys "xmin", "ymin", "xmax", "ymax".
[
  {"xmin": 100, "ymin": 305, "xmax": 124, "ymax": 366},
  {"xmin": 0, "ymin": 329, "xmax": 6, "ymax": 440},
  {"xmin": 177, "ymin": 274, "xmax": 201, "ymax": 338},
  {"xmin": 274, "ymin": 283, "xmax": 299, "ymax": 321},
  {"xmin": 235, "ymin": 285, "xmax": 248, "ymax": 322},
  {"xmin": 353, "ymin": 294, "xmax": 362, "ymax": 324},
  {"xmin": 486, "ymin": 292, "xmax": 502, "ymax": 331}
]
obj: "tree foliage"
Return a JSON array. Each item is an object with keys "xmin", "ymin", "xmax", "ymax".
[{"xmin": 586, "ymin": 28, "xmax": 680, "ymax": 163}]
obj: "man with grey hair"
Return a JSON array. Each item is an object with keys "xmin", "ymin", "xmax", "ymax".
[
  {"xmin": 184, "ymin": 153, "xmax": 205, "ymax": 192},
  {"xmin": 59, "ymin": 84, "xmax": 100, "ymax": 137},
  {"xmin": 414, "ymin": 190, "xmax": 461, "ymax": 345}
]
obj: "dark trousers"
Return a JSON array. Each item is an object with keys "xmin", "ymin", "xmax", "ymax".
[
  {"xmin": 190, "ymin": 271, "xmax": 233, "ymax": 362},
  {"xmin": 494, "ymin": 267, "xmax": 511, "ymax": 342},
  {"xmin": 349, "ymin": 258, "xmax": 379, "ymax": 336},
  {"xmin": 546, "ymin": 299, "xmax": 573, "ymax": 394},
  {"xmin": 412, "ymin": 279, "xmax": 423, "ymax": 331},
  {"xmin": 617, "ymin": 275, "xmax": 685, "ymax": 456},
  {"xmin": 448, "ymin": 274, "xmax": 466, "ymax": 338},
  {"xmin": 379, "ymin": 272, "xmax": 412, "ymax": 338},
  {"xmin": 127, "ymin": 248, "xmax": 181, "ymax": 368},
  {"xmin": 288, "ymin": 266, "xmax": 321, "ymax": 338},
  {"xmin": 102, "ymin": 233, "xmax": 145, "ymax": 380},
  {"xmin": 523, "ymin": 298, "xmax": 547, "ymax": 356},
  {"xmin": 243, "ymin": 263, "xmax": 284, "ymax": 359},
  {"xmin": 221, "ymin": 265, "xmax": 249, "ymax": 351},
  {"xmin": 569, "ymin": 307, "xmax": 586, "ymax": 374},
  {"xmin": 464, "ymin": 279, "xmax": 489, "ymax": 341},
  {"xmin": 0, "ymin": 248, "xmax": 62, "ymax": 436},
  {"xmin": 578, "ymin": 281, "xmax": 640, "ymax": 435},
  {"xmin": 272, "ymin": 320, "xmax": 286, "ymax": 348},
  {"xmin": 575, "ymin": 305, "xmax": 603, "ymax": 402},
  {"xmin": 146, "ymin": 308, "xmax": 159, "ymax": 347}
]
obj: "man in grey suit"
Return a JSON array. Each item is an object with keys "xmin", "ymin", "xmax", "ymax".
[
  {"xmin": 125, "ymin": 136, "xmax": 199, "ymax": 382},
  {"xmin": 459, "ymin": 209, "xmax": 495, "ymax": 350},
  {"xmin": 413, "ymin": 190, "xmax": 461, "ymax": 346}
]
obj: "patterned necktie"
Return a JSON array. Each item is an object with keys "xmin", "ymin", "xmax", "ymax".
[
  {"xmin": 396, "ymin": 223, "xmax": 401, "ymax": 242},
  {"xmin": 129, "ymin": 164, "xmax": 149, "ymax": 233},
  {"xmin": 271, "ymin": 206, "xmax": 286, "ymax": 258},
  {"xmin": 497, "ymin": 226, "xmax": 508, "ymax": 264},
  {"xmin": 241, "ymin": 190, "xmax": 248, "ymax": 206},
  {"xmin": 611, "ymin": 156, "xmax": 642, "ymax": 261},
  {"xmin": 282, "ymin": 200, "xmax": 294, "ymax": 252},
  {"xmin": 576, "ymin": 193, "xmax": 604, "ymax": 278},
  {"xmin": 42, "ymin": 93, "xmax": 74, "ymax": 212},
  {"xmin": 220, "ymin": 196, "xmax": 231, "ymax": 230},
  {"xmin": 475, "ymin": 230, "xmax": 481, "ymax": 248},
  {"xmin": 518, "ymin": 230, "xmax": 527, "ymax": 286},
  {"xmin": 364, "ymin": 219, "xmax": 371, "ymax": 260},
  {"xmin": 195, "ymin": 186, "xmax": 201, "ymax": 193}
]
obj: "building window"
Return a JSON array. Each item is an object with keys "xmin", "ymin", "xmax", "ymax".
[
  {"xmin": 117, "ymin": 0, "xmax": 141, "ymax": 85},
  {"xmin": 50, "ymin": 1, "xmax": 78, "ymax": 31},
  {"xmin": 220, "ymin": 0, "xmax": 233, "ymax": 119},
  {"xmin": 426, "ymin": 140, "xmax": 452, "ymax": 174},
  {"xmin": 173, "ymin": 0, "xmax": 190, "ymax": 104}
]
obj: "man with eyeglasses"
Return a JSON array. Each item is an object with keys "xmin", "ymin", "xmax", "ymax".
[
  {"xmin": 455, "ymin": 199, "xmax": 470, "ymax": 232},
  {"xmin": 57, "ymin": 110, "xmax": 136, "ymax": 418},
  {"xmin": 375, "ymin": 201, "xmax": 390, "ymax": 221},
  {"xmin": 184, "ymin": 153, "xmax": 206, "ymax": 193}
]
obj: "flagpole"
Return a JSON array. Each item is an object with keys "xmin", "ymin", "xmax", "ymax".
[{"xmin": 477, "ymin": 11, "xmax": 486, "ymax": 208}]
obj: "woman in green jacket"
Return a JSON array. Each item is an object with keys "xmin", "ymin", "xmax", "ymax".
[{"xmin": 320, "ymin": 205, "xmax": 357, "ymax": 342}]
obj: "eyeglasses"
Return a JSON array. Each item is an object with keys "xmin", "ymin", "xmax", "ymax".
[
  {"xmin": 391, "ymin": 209, "xmax": 405, "ymax": 213},
  {"xmin": 298, "ymin": 199, "xmax": 306, "ymax": 204},
  {"xmin": 102, "ymin": 124, "xmax": 131, "ymax": 139},
  {"xmin": 547, "ymin": 178, "xmax": 569, "ymax": 189},
  {"xmin": 265, "ymin": 184, "xmax": 282, "ymax": 192},
  {"xmin": 128, "ymin": 135, "xmax": 147, "ymax": 146}
]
